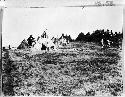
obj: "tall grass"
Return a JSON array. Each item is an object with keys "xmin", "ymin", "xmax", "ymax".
[{"xmin": 2, "ymin": 42, "xmax": 123, "ymax": 96}]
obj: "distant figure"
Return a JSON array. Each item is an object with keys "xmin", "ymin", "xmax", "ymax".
[
  {"xmin": 9, "ymin": 45, "xmax": 11, "ymax": 49},
  {"xmin": 41, "ymin": 43, "xmax": 47, "ymax": 50},
  {"xmin": 3, "ymin": 47, "xmax": 5, "ymax": 51},
  {"xmin": 107, "ymin": 40, "xmax": 111, "ymax": 47},
  {"xmin": 27, "ymin": 35, "xmax": 35, "ymax": 46},
  {"xmin": 101, "ymin": 38, "xmax": 104, "ymax": 48},
  {"xmin": 37, "ymin": 36, "xmax": 40, "ymax": 41},
  {"xmin": 41, "ymin": 30, "xmax": 48, "ymax": 38}
]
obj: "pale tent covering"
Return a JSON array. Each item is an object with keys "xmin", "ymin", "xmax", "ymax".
[
  {"xmin": 58, "ymin": 34, "xmax": 70, "ymax": 46},
  {"xmin": 31, "ymin": 30, "xmax": 58, "ymax": 51},
  {"xmin": 17, "ymin": 39, "xmax": 29, "ymax": 49},
  {"xmin": 50, "ymin": 34, "xmax": 71, "ymax": 48},
  {"xmin": 32, "ymin": 37, "xmax": 58, "ymax": 51}
]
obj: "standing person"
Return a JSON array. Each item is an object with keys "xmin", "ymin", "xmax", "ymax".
[
  {"xmin": 9, "ymin": 45, "xmax": 11, "ymax": 49},
  {"xmin": 27, "ymin": 35, "xmax": 35, "ymax": 46},
  {"xmin": 101, "ymin": 38, "xmax": 104, "ymax": 48}
]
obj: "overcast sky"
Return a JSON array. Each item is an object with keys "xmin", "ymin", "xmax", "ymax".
[{"xmin": 2, "ymin": 0, "xmax": 123, "ymax": 47}]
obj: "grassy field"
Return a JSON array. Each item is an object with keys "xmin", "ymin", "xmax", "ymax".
[{"xmin": 2, "ymin": 42, "xmax": 123, "ymax": 96}]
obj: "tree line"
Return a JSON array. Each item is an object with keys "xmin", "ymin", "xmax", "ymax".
[{"xmin": 74, "ymin": 29, "xmax": 123, "ymax": 47}]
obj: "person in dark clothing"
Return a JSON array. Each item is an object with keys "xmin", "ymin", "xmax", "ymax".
[
  {"xmin": 27, "ymin": 35, "xmax": 35, "ymax": 46},
  {"xmin": 9, "ymin": 45, "xmax": 11, "ymax": 49},
  {"xmin": 41, "ymin": 43, "xmax": 47, "ymax": 50}
]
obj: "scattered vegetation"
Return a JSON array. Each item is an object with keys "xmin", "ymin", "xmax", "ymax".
[{"xmin": 2, "ymin": 42, "xmax": 123, "ymax": 96}]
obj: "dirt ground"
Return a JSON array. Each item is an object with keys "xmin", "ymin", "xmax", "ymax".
[{"xmin": 2, "ymin": 42, "xmax": 123, "ymax": 96}]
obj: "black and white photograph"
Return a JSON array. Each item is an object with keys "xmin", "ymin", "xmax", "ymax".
[{"xmin": 1, "ymin": 0, "xmax": 124, "ymax": 96}]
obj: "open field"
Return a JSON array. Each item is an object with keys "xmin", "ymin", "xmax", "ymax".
[{"xmin": 2, "ymin": 42, "xmax": 123, "ymax": 96}]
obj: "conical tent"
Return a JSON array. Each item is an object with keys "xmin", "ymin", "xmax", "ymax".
[{"xmin": 17, "ymin": 39, "xmax": 29, "ymax": 49}]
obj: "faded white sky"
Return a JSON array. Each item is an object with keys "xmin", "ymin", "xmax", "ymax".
[{"xmin": 2, "ymin": 0, "xmax": 123, "ymax": 47}]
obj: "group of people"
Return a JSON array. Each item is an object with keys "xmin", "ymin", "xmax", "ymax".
[
  {"xmin": 26, "ymin": 32, "xmax": 73, "ymax": 51},
  {"xmin": 26, "ymin": 34, "xmax": 58, "ymax": 51},
  {"xmin": 25, "ymin": 29, "xmax": 123, "ymax": 51}
]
